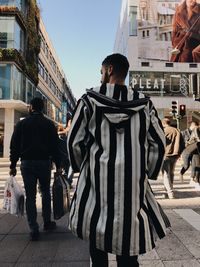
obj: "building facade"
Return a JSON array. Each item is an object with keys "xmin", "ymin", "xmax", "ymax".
[
  {"xmin": 114, "ymin": 0, "xmax": 200, "ymax": 128},
  {"xmin": 0, "ymin": 0, "xmax": 76, "ymax": 157}
]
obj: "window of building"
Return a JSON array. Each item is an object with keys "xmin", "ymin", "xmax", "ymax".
[
  {"xmin": 44, "ymin": 68, "xmax": 48, "ymax": 83},
  {"xmin": 45, "ymin": 44, "xmax": 49, "ymax": 58},
  {"xmin": 0, "ymin": 17, "xmax": 24, "ymax": 52},
  {"xmin": 141, "ymin": 62, "xmax": 149, "ymax": 67},
  {"xmin": 142, "ymin": 31, "xmax": 145, "ymax": 38},
  {"xmin": 0, "ymin": 32, "xmax": 8, "ymax": 48},
  {"xmin": 189, "ymin": 63, "xmax": 197, "ymax": 68},
  {"xmin": 14, "ymin": 20, "xmax": 24, "ymax": 52},
  {"xmin": 147, "ymin": 30, "xmax": 149, "ymax": 37},
  {"xmin": 129, "ymin": 6, "xmax": 137, "ymax": 36},
  {"xmin": 0, "ymin": 64, "xmax": 11, "ymax": 99},
  {"xmin": 39, "ymin": 32, "xmax": 45, "ymax": 52},
  {"xmin": 166, "ymin": 62, "xmax": 173, "ymax": 67},
  {"xmin": 26, "ymin": 80, "xmax": 34, "ymax": 103},
  {"xmin": 49, "ymin": 75, "xmax": 52, "ymax": 89},
  {"xmin": 12, "ymin": 65, "xmax": 23, "ymax": 100},
  {"xmin": 0, "ymin": 17, "xmax": 14, "ymax": 48},
  {"xmin": 38, "ymin": 60, "xmax": 44, "ymax": 78}
]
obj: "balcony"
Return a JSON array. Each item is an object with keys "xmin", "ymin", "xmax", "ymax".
[{"xmin": 0, "ymin": 48, "xmax": 25, "ymax": 68}]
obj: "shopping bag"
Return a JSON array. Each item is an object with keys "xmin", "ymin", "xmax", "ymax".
[
  {"xmin": 3, "ymin": 176, "xmax": 12, "ymax": 212},
  {"xmin": 3, "ymin": 176, "xmax": 25, "ymax": 216},
  {"xmin": 52, "ymin": 173, "xmax": 70, "ymax": 220}
]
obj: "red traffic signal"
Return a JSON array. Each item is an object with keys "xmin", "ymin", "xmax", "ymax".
[{"xmin": 179, "ymin": 104, "xmax": 186, "ymax": 117}]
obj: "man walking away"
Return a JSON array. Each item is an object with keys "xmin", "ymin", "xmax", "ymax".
[
  {"xmin": 162, "ymin": 118, "xmax": 181, "ymax": 199},
  {"xmin": 9, "ymin": 97, "xmax": 61, "ymax": 241},
  {"xmin": 67, "ymin": 53, "xmax": 170, "ymax": 267}
]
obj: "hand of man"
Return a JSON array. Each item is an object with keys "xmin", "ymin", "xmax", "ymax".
[{"xmin": 9, "ymin": 168, "xmax": 17, "ymax": 176}]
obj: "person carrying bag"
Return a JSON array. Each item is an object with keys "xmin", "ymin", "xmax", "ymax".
[{"xmin": 52, "ymin": 172, "xmax": 71, "ymax": 220}]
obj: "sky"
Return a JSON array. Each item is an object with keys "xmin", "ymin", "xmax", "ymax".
[{"xmin": 37, "ymin": 0, "xmax": 122, "ymax": 99}]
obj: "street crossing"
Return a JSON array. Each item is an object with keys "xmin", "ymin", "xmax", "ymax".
[
  {"xmin": 0, "ymin": 158, "xmax": 200, "ymax": 211},
  {"xmin": 1, "ymin": 159, "xmax": 200, "ymax": 267}
]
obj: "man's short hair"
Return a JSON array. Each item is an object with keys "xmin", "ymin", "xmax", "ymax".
[
  {"xmin": 102, "ymin": 53, "xmax": 129, "ymax": 80},
  {"xmin": 30, "ymin": 97, "xmax": 44, "ymax": 112}
]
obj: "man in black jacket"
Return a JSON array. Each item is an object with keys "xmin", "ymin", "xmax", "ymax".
[{"xmin": 9, "ymin": 97, "xmax": 61, "ymax": 241}]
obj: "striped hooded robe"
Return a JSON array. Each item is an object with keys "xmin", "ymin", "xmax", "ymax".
[{"xmin": 67, "ymin": 83, "xmax": 169, "ymax": 256}]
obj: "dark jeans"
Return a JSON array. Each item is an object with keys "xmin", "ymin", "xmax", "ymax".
[
  {"xmin": 90, "ymin": 244, "xmax": 139, "ymax": 267},
  {"xmin": 180, "ymin": 143, "xmax": 198, "ymax": 175},
  {"xmin": 191, "ymin": 154, "xmax": 200, "ymax": 181},
  {"xmin": 20, "ymin": 160, "xmax": 52, "ymax": 232}
]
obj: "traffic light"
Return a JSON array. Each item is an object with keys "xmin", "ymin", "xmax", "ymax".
[
  {"xmin": 179, "ymin": 104, "xmax": 186, "ymax": 117},
  {"xmin": 171, "ymin": 100, "xmax": 178, "ymax": 116},
  {"xmin": 189, "ymin": 74, "xmax": 198, "ymax": 96}
]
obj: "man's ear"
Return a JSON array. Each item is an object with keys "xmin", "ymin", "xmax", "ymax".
[{"xmin": 108, "ymin": 65, "xmax": 113, "ymax": 77}]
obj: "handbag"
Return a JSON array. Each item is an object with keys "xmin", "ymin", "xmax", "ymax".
[{"xmin": 52, "ymin": 173, "xmax": 70, "ymax": 220}]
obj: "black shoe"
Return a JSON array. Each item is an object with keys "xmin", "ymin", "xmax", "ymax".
[
  {"xmin": 30, "ymin": 230, "xmax": 40, "ymax": 241},
  {"xmin": 43, "ymin": 221, "xmax": 57, "ymax": 231}
]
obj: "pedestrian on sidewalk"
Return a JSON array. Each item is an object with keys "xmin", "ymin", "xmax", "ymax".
[
  {"xmin": 67, "ymin": 53, "xmax": 170, "ymax": 267},
  {"xmin": 180, "ymin": 122, "xmax": 200, "ymax": 183},
  {"xmin": 161, "ymin": 118, "xmax": 182, "ymax": 199},
  {"xmin": 57, "ymin": 112, "xmax": 73, "ymax": 188},
  {"xmin": 9, "ymin": 97, "xmax": 62, "ymax": 241}
]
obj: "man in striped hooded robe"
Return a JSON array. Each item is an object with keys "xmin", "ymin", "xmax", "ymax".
[{"xmin": 67, "ymin": 53, "xmax": 170, "ymax": 267}]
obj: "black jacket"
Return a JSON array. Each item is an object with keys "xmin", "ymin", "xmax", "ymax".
[{"xmin": 10, "ymin": 112, "xmax": 61, "ymax": 169}]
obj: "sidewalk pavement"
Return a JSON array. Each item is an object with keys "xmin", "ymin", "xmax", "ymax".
[
  {"xmin": 0, "ymin": 208, "xmax": 200, "ymax": 266},
  {"xmin": 0, "ymin": 211, "xmax": 90, "ymax": 267},
  {"xmin": 1, "ymin": 165, "xmax": 200, "ymax": 266}
]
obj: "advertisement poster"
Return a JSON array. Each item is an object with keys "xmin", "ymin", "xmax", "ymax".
[{"xmin": 137, "ymin": 0, "xmax": 200, "ymax": 63}]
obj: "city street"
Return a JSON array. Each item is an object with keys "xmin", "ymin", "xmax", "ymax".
[{"xmin": 0, "ymin": 159, "xmax": 200, "ymax": 266}]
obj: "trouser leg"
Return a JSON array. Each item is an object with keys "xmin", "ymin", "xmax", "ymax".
[
  {"xmin": 90, "ymin": 243, "xmax": 108, "ymax": 267},
  {"xmin": 181, "ymin": 143, "xmax": 198, "ymax": 175},
  {"xmin": 37, "ymin": 162, "xmax": 52, "ymax": 224},
  {"xmin": 116, "ymin": 255, "xmax": 139, "ymax": 267},
  {"xmin": 180, "ymin": 151, "xmax": 192, "ymax": 175},
  {"xmin": 169, "ymin": 156, "xmax": 177, "ymax": 186},
  {"xmin": 162, "ymin": 158, "xmax": 173, "ymax": 194},
  {"xmin": 21, "ymin": 163, "xmax": 38, "ymax": 232}
]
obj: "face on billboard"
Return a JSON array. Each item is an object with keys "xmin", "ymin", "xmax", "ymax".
[{"xmin": 137, "ymin": 0, "xmax": 200, "ymax": 63}]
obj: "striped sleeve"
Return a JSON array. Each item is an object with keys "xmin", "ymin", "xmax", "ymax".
[
  {"xmin": 147, "ymin": 101, "xmax": 165, "ymax": 180},
  {"xmin": 67, "ymin": 99, "xmax": 89, "ymax": 173}
]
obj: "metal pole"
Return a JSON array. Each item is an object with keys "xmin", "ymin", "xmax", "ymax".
[{"xmin": 176, "ymin": 116, "xmax": 180, "ymax": 130}]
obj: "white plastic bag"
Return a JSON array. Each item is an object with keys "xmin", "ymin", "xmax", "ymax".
[
  {"xmin": 3, "ymin": 176, "xmax": 12, "ymax": 212},
  {"xmin": 3, "ymin": 176, "xmax": 25, "ymax": 216}
]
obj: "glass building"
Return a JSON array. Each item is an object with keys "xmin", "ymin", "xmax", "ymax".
[{"xmin": 0, "ymin": 0, "xmax": 76, "ymax": 157}]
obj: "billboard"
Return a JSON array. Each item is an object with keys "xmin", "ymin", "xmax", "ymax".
[
  {"xmin": 137, "ymin": 0, "xmax": 200, "ymax": 63},
  {"xmin": 130, "ymin": 71, "xmax": 198, "ymax": 96}
]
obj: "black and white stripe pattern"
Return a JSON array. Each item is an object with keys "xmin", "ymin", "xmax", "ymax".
[{"xmin": 67, "ymin": 83, "xmax": 167, "ymax": 256}]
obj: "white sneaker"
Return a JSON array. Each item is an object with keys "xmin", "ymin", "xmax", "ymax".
[
  {"xmin": 168, "ymin": 192, "xmax": 175, "ymax": 199},
  {"xmin": 189, "ymin": 179, "xmax": 196, "ymax": 186}
]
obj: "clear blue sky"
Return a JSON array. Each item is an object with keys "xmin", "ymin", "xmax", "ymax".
[{"xmin": 38, "ymin": 0, "xmax": 122, "ymax": 99}]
